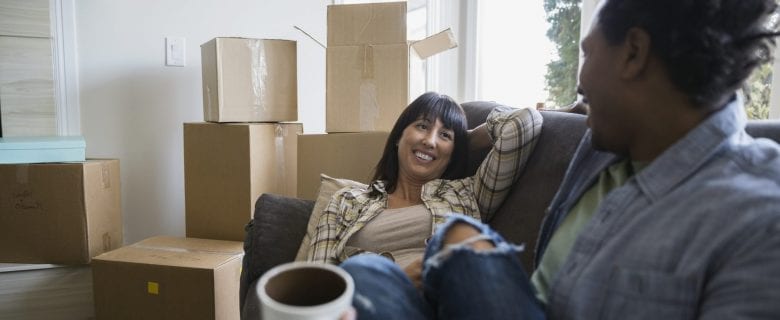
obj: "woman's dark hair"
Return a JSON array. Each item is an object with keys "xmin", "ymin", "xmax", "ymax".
[
  {"xmin": 371, "ymin": 92, "xmax": 468, "ymax": 194},
  {"xmin": 598, "ymin": 0, "xmax": 780, "ymax": 109}
]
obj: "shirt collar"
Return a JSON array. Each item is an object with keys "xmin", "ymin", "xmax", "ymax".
[
  {"xmin": 368, "ymin": 179, "xmax": 447, "ymax": 198},
  {"xmin": 634, "ymin": 94, "xmax": 746, "ymax": 201},
  {"xmin": 369, "ymin": 180, "xmax": 388, "ymax": 195}
]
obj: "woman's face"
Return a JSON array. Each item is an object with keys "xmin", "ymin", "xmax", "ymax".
[{"xmin": 396, "ymin": 116, "xmax": 455, "ymax": 184}]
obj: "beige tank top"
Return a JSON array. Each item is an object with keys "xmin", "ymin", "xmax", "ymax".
[{"xmin": 345, "ymin": 204, "xmax": 432, "ymax": 268}]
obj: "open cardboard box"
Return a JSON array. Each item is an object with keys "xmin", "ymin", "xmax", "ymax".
[{"xmin": 325, "ymin": 1, "xmax": 457, "ymax": 133}]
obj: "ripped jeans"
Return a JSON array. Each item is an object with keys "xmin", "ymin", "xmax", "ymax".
[{"xmin": 340, "ymin": 215, "xmax": 546, "ymax": 320}]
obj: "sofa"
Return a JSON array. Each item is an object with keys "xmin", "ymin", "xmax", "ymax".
[{"xmin": 238, "ymin": 101, "xmax": 780, "ymax": 316}]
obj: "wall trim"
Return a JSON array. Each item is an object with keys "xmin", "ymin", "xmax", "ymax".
[
  {"xmin": 461, "ymin": 0, "xmax": 478, "ymax": 102},
  {"xmin": 50, "ymin": 0, "xmax": 80, "ymax": 135}
]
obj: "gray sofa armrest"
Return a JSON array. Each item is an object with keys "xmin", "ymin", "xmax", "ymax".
[
  {"xmin": 239, "ymin": 193, "xmax": 314, "ymax": 315},
  {"xmin": 461, "ymin": 101, "xmax": 589, "ymax": 271},
  {"xmin": 747, "ymin": 120, "xmax": 780, "ymax": 142}
]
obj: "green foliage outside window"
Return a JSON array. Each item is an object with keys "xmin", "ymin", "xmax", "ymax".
[
  {"xmin": 544, "ymin": 0, "xmax": 581, "ymax": 108},
  {"xmin": 543, "ymin": 0, "xmax": 774, "ymax": 118},
  {"xmin": 744, "ymin": 62, "xmax": 772, "ymax": 120}
]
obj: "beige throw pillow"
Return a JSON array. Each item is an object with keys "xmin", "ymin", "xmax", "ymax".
[{"xmin": 294, "ymin": 174, "xmax": 368, "ymax": 261}]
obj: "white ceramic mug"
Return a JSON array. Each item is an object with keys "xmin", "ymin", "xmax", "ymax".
[{"xmin": 257, "ymin": 262, "xmax": 354, "ymax": 320}]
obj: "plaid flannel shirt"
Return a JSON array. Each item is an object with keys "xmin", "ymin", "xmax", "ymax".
[{"xmin": 306, "ymin": 107, "xmax": 543, "ymax": 264}]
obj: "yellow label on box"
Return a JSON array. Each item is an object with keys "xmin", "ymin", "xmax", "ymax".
[{"xmin": 147, "ymin": 281, "xmax": 159, "ymax": 295}]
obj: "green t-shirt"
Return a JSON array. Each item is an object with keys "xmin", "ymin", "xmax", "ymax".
[{"xmin": 530, "ymin": 160, "xmax": 645, "ymax": 304}]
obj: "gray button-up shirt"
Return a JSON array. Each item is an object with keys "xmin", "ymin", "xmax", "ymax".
[{"xmin": 538, "ymin": 97, "xmax": 780, "ymax": 319}]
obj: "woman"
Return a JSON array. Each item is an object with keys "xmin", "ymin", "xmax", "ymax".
[{"xmin": 305, "ymin": 92, "xmax": 542, "ymax": 283}]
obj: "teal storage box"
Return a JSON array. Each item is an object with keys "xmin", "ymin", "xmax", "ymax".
[{"xmin": 0, "ymin": 136, "xmax": 86, "ymax": 164}]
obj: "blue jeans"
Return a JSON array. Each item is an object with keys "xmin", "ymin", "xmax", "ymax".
[{"xmin": 340, "ymin": 215, "xmax": 546, "ymax": 320}]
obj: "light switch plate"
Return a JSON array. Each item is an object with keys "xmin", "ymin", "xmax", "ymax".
[{"xmin": 165, "ymin": 37, "xmax": 186, "ymax": 67}]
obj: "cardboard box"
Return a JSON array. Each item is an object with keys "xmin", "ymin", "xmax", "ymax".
[
  {"xmin": 184, "ymin": 122, "xmax": 301, "ymax": 241},
  {"xmin": 201, "ymin": 37, "xmax": 297, "ymax": 123},
  {"xmin": 0, "ymin": 136, "xmax": 86, "ymax": 164},
  {"xmin": 297, "ymin": 132, "xmax": 389, "ymax": 200},
  {"xmin": 0, "ymin": 159, "xmax": 122, "ymax": 264},
  {"xmin": 92, "ymin": 236, "xmax": 243, "ymax": 320},
  {"xmin": 326, "ymin": 2, "xmax": 457, "ymax": 133}
]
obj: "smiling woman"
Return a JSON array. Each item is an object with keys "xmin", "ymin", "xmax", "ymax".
[
  {"xmin": 372, "ymin": 92, "xmax": 469, "ymax": 202},
  {"xmin": 304, "ymin": 91, "xmax": 543, "ymax": 283}
]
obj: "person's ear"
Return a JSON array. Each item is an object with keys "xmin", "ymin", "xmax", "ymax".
[{"xmin": 620, "ymin": 27, "xmax": 651, "ymax": 80}]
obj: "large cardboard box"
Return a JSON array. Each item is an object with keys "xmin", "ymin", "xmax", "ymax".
[
  {"xmin": 0, "ymin": 159, "xmax": 122, "ymax": 264},
  {"xmin": 92, "ymin": 236, "xmax": 243, "ymax": 320},
  {"xmin": 184, "ymin": 122, "xmax": 301, "ymax": 241},
  {"xmin": 326, "ymin": 2, "xmax": 456, "ymax": 133},
  {"xmin": 297, "ymin": 132, "xmax": 389, "ymax": 200},
  {"xmin": 201, "ymin": 37, "xmax": 297, "ymax": 123}
]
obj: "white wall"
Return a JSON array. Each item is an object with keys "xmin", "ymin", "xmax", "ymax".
[{"xmin": 74, "ymin": 0, "xmax": 328, "ymax": 244}]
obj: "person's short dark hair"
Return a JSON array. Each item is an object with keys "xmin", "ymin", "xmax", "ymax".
[
  {"xmin": 597, "ymin": 0, "xmax": 780, "ymax": 109},
  {"xmin": 371, "ymin": 92, "xmax": 468, "ymax": 194}
]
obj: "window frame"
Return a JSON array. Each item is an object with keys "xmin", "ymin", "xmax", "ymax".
[{"xmin": 51, "ymin": 0, "xmax": 80, "ymax": 135}]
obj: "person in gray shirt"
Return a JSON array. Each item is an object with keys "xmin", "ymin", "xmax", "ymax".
[{"xmin": 340, "ymin": 0, "xmax": 780, "ymax": 319}]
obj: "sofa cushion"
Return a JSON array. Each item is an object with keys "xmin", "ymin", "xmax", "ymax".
[
  {"xmin": 294, "ymin": 174, "xmax": 368, "ymax": 261},
  {"xmin": 239, "ymin": 193, "xmax": 314, "ymax": 313}
]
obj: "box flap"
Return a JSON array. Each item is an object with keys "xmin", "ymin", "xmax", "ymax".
[
  {"xmin": 0, "ymin": 136, "xmax": 86, "ymax": 150},
  {"xmin": 411, "ymin": 28, "xmax": 458, "ymax": 59},
  {"xmin": 328, "ymin": 2, "xmax": 407, "ymax": 46},
  {"xmin": 93, "ymin": 236, "xmax": 244, "ymax": 269}
]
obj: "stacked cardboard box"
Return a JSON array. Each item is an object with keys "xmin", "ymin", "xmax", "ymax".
[
  {"xmin": 91, "ymin": 37, "xmax": 300, "ymax": 319},
  {"xmin": 297, "ymin": 132, "xmax": 388, "ymax": 200},
  {"xmin": 0, "ymin": 160, "xmax": 122, "ymax": 265},
  {"xmin": 297, "ymin": 2, "xmax": 456, "ymax": 200},
  {"xmin": 326, "ymin": 2, "xmax": 456, "ymax": 133},
  {"xmin": 200, "ymin": 38, "xmax": 297, "ymax": 123},
  {"xmin": 183, "ymin": 37, "xmax": 303, "ymax": 242},
  {"xmin": 0, "ymin": 132, "xmax": 120, "ymax": 319},
  {"xmin": 184, "ymin": 122, "xmax": 300, "ymax": 240}
]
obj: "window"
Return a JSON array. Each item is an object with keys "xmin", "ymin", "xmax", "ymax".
[
  {"xmin": 453, "ymin": 0, "xmax": 582, "ymax": 109},
  {"xmin": 475, "ymin": 1, "xmax": 562, "ymax": 109}
]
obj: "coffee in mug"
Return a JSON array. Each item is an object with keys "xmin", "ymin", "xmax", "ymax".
[{"xmin": 257, "ymin": 262, "xmax": 354, "ymax": 320}]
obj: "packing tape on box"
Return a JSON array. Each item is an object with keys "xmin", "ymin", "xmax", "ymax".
[
  {"xmin": 102, "ymin": 232, "xmax": 113, "ymax": 252},
  {"xmin": 101, "ymin": 162, "xmax": 111, "ymax": 189},
  {"xmin": 359, "ymin": 45, "xmax": 379, "ymax": 131},
  {"xmin": 274, "ymin": 124, "xmax": 287, "ymax": 194},
  {"xmin": 206, "ymin": 85, "xmax": 214, "ymax": 115},
  {"xmin": 16, "ymin": 165, "xmax": 29, "ymax": 184},
  {"xmin": 131, "ymin": 244, "xmax": 244, "ymax": 256},
  {"xmin": 247, "ymin": 39, "xmax": 269, "ymax": 116}
]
